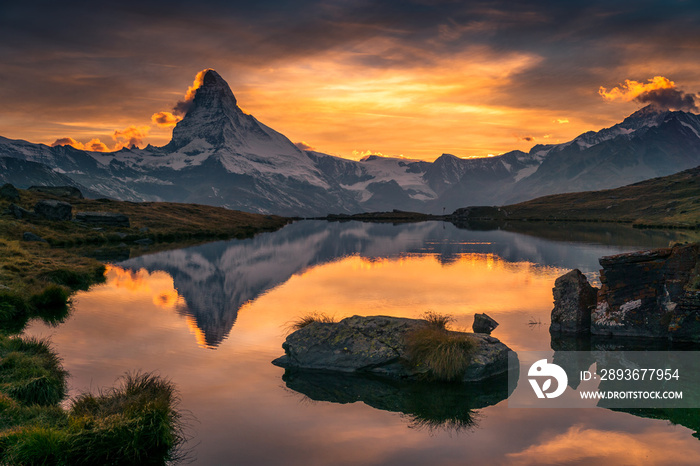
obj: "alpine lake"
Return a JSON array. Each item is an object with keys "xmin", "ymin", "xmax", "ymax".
[{"xmin": 24, "ymin": 220, "xmax": 700, "ymax": 465}]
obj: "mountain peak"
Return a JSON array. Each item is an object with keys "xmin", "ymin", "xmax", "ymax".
[{"xmin": 198, "ymin": 69, "xmax": 237, "ymax": 105}]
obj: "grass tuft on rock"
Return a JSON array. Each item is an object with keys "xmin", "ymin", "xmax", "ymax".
[
  {"xmin": 405, "ymin": 326, "xmax": 476, "ymax": 382},
  {"xmin": 287, "ymin": 312, "xmax": 336, "ymax": 332},
  {"xmin": 421, "ymin": 311, "xmax": 453, "ymax": 330}
]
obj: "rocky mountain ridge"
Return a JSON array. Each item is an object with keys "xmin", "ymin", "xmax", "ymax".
[{"xmin": 1, "ymin": 70, "xmax": 699, "ymax": 215}]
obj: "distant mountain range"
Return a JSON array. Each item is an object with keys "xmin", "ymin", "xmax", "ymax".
[{"xmin": 1, "ymin": 70, "xmax": 699, "ymax": 216}]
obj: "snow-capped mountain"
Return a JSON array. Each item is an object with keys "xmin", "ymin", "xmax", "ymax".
[{"xmin": 1, "ymin": 68, "xmax": 699, "ymax": 215}]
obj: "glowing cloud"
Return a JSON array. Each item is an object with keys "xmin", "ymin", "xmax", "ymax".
[
  {"xmin": 112, "ymin": 125, "xmax": 150, "ymax": 150},
  {"xmin": 294, "ymin": 141, "xmax": 316, "ymax": 151},
  {"xmin": 599, "ymin": 76, "xmax": 698, "ymax": 111},
  {"xmin": 52, "ymin": 137, "xmax": 109, "ymax": 152},
  {"xmin": 151, "ymin": 111, "xmax": 182, "ymax": 128},
  {"xmin": 172, "ymin": 68, "xmax": 212, "ymax": 116},
  {"xmin": 506, "ymin": 425, "xmax": 700, "ymax": 465},
  {"xmin": 352, "ymin": 149, "xmax": 384, "ymax": 160}
]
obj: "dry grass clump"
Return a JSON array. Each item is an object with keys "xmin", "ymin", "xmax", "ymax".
[
  {"xmin": 406, "ymin": 312, "xmax": 475, "ymax": 382},
  {"xmin": 287, "ymin": 312, "xmax": 336, "ymax": 333},
  {"xmin": 422, "ymin": 311, "xmax": 454, "ymax": 330}
]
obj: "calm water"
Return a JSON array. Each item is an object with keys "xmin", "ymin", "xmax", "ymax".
[{"xmin": 25, "ymin": 221, "xmax": 700, "ymax": 465}]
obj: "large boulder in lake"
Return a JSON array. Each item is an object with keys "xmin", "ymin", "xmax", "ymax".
[
  {"xmin": 272, "ymin": 315, "xmax": 514, "ymax": 382},
  {"xmin": 550, "ymin": 269, "xmax": 598, "ymax": 334},
  {"xmin": 75, "ymin": 211, "xmax": 130, "ymax": 228},
  {"xmin": 34, "ymin": 200, "xmax": 72, "ymax": 221}
]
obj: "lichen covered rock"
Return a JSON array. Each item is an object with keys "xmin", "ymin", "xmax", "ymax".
[{"xmin": 272, "ymin": 315, "xmax": 513, "ymax": 382}]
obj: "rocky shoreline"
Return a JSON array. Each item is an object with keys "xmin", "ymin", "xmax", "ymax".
[{"xmin": 551, "ymin": 243, "xmax": 700, "ymax": 341}]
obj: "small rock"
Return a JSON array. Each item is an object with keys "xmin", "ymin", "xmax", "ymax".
[
  {"xmin": 0, "ymin": 183, "xmax": 20, "ymax": 201},
  {"xmin": 550, "ymin": 269, "xmax": 598, "ymax": 334},
  {"xmin": 116, "ymin": 232, "xmax": 128, "ymax": 239},
  {"xmin": 134, "ymin": 238, "xmax": 153, "ymax": 245},
  {"xmin": 34, "ymin": 200, "xmax": 73, "ymax": 221},
  {"xmin": 28, "ymin": 185, "xmax": 83, "ymax": 199},
  {"xmin": 139, "ymin": 226, "xmax": 149, "ymax": 233},
  {"xmin": 473, "ymin": 313, "xmax": 499, "ymax": 334},
  {"xmin": 8, "ymin": 203, "xmax": 32, "ymax": 219},
  {"xmin": 23, "ymin": 231, "xmax": 47, "ymax": 242},
  {"xmin": 75, "ymin": 211, "xmax": 130, "ymax": 227}
]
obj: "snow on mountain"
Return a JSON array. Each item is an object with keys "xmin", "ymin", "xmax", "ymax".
[{"xmin": 1, "ymin": 67, "xmax": 699, "ymax": 216}]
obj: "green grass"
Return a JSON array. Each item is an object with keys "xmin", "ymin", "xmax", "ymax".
[
  {"xmin": 0, "ymin": 336, "xmax": 67, "ymax": 407},
  {"xmin": 465, "ymin": 165, "xmax": 700, "ymax": 228},
  {"xmin": 287, "ymin": 312, "xmax": 336, "ymax": 332},
  {"xmin": 405, "ymin": 315, "xmax": 476, "ymax": 382},
  {"xmin": 0, "ymin": 372, "xmax": 185, "ymax": 466}
]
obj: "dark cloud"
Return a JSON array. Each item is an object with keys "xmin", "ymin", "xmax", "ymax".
[
  {"xmin": 521, "ymin": 136, "xmax": 534, "ymax": 142},
  {"xmin": 635, "ymin": 88, "xmax": 698, "ymax": 112},
  {"xmin": 1, "ymin": 0, "xmax": 700, "ymax": 146}
]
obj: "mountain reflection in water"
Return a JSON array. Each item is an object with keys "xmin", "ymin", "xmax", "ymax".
[
  {"xmin": 116, "ymin": 220, "xmax": 681, "ymax": 348},
  {"xmin": 24, "ymin": 220, "xmax": 700, "ymax": 465}
]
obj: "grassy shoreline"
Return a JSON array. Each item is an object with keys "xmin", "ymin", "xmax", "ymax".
[{"xmin": 0, "ymin": 187, "xmax": 290, "ymax": 464}]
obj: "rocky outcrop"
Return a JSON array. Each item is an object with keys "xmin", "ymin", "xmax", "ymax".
[
  {"xmin": 473, "ymin": 313, "xmax": 499, "ymax": 334},
  {"xmin": 28, "ymin": 185, "xmax": 84, "ymax": 199},
  {"xmin": 549, "ymin": 244, "xmax": 700, "ymax": 341},
  {"xmin": 75, "ymin": 211, "xmax": 130, "ymax": 227},
  {"xmin": 272, "ymin": 315, "xmax": 513, "ymax": 382},
  {"xmin": 550, "ymin": 269, "xmax": 598, "ymax": 334},
  {"xmin": 34, "ymin": 200, "xmax": 72, "ymax": 221},
  {"xmin": 592, "ymin": 244, "xmax": 699, "ymax": 339},
  {"xmin": 0, "ymin": 183, "xmax": 20, "ymax": 201}
]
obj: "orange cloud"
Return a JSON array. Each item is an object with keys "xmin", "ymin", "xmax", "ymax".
[
  {"xmin": 52, "ymin": 136, "xmax": 109, "ymax": 152},
  {"xmin": 172, "ymin": 68, "xmax": 212, "ymax": 116},
  {"xmin": 52, "ymin": 137, "xmax": 84, "ymax": 149},
  {"xmin": 151, "ymin": 111, "xmax": 182, "ymax": 128},
  {"xmin": 185, "ymin": 68, "xmax": 210, "ymax": 102},
  {"xmin": 294, "ymin": 141, "xmax": 316, "ymax": 151},
  {"xmin": 599, "ymin": 76, "xmax": 698, "ymax": 111},
  {"xmin": 599, "ymin": 76, "xmax": 675, "ymax": 102},
  {"xmin": 506, "ymin": 425, "xmax": 700, "ymax": 465},
  {"xmin": 85, "ymin": 139, "xmax": 109, "ymax": 151},
  {"xmin": 112, "ymin": 125, "xmax": 150, "ymax": 150}
]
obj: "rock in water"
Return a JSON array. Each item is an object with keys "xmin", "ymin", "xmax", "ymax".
[
  {"xmin": 593, "ymin": 244, "xmax": 700, "ymax": 339},
  {"xmin": 272, "ymin": 315, "xmax": 513, "ymax": 382},
  {"xmin": 0, "ymin": 183, "xmax": 20, "ymax": 201},
  {"xmin": 550, "ymin": 269, "xmax": 598, "ymax": 334},
  {"xmin": 473, "ymin": 313, "xmax": 499, "ymax": 334},
  {"xmin": 34, "ymin": 200, "xmax": 73, "ymax": 221}
]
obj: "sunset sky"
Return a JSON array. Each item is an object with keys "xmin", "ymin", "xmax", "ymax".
[{"xmin": 1, "ymin": 0, "xmax": 699, "ymax": 161}]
